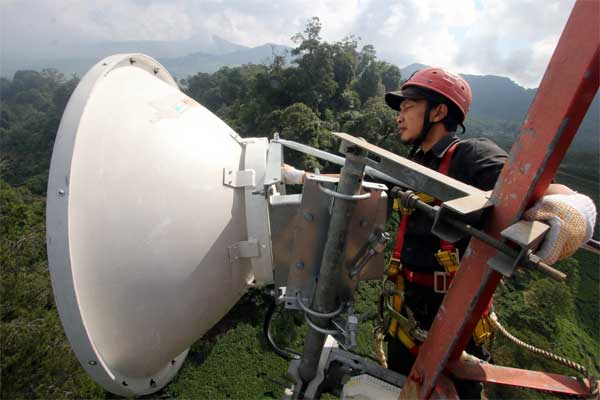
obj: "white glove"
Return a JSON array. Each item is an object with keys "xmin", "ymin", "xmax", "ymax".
[
  {"xmin": 281, "ymin": 164, "xmax": 306, "ymax": 185},
  {"xmin": 523, "ymin": 193, "xmax": 596, "ymax": 265}
]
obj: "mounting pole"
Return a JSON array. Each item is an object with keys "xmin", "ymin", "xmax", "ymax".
[{"xmin": 297, "ymin": 144, "xmax": 367, "ymax": 393}]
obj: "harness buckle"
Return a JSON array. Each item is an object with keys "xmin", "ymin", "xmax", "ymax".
[{"xmin": 433, "ymin": 271, "xmax": 449, "ymax": 294}]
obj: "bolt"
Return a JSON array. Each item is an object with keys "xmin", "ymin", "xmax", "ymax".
[
  {"xmin": 295, "ymin": 261, "xmax": 304, "ymax": 270},
  {"xmin": 303, "ymin": 212, "xmax": 314, "ymax": 222},
  {"xmin": 57, "ymin": 189, "xmax": 65, "ymax": 197},
  {"xmin": 88, "ymin": 360, "xmax": 97, "ymax": 366},
  {"xmin": 153, "ymin": 67, "xmax": 159, "ymax": 74}
]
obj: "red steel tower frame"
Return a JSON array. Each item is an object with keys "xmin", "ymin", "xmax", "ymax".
[{"xmin": 403, "ymin": 0, "xmax": 600, "ymax": 397}]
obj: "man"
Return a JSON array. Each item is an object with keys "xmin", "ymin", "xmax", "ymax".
[
  {"xmin": 382, "ymin": 67, "xmax": 596, "ymax": 398},
  {"xmin": 282, "ymin": 67, "xmax": 596, "ymax": 398}
]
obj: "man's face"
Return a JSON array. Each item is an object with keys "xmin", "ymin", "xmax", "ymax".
[{"xmin": 397, "ymin": 99, "xmax": 427, "ymax": 144}]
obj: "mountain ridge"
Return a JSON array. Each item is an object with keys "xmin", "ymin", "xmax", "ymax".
[{"xmin": 2, "ymin": 40, "xmax": 596, "ymax": 146}]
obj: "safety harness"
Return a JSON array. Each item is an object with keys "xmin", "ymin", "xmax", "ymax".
[{"xmin": 384, "ymin": 140, "xmax": 493, "ymax": 354}]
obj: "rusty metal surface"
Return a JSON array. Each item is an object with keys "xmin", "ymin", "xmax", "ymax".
[
  {"xmin": 430, "ymin": 374, "xmax": 459, "ymax": 400},
  {"xmin": 404, "ymin": 1, "xmax": 600, "ymax": 398},
  {"xmin": 401, "ymin": 372, "xmax": 458, "ymax": 400},
  {"xmin": 447, "ymin": 360, "xmax": 598, "ymax": 397}
]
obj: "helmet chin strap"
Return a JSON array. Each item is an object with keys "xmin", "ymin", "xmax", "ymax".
[{"xmin": 408, "ymin": 101, "xmax": 436, "ymax": 159}]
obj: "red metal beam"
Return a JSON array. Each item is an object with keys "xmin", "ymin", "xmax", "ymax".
[
  {"xmin": 446, "ymin": 360, "xmax": 599, "ymax": 397},
  {"xmin": 403, "ymin": 1, "xmax": 600, "ymax": 398}
]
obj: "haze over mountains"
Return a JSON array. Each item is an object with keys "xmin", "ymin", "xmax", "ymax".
[
  {"xmin": 2, "ymin": 35, "xmax": 597, "ymax": 146},
  {"xmin": 1, "ymin": 35, "xmax": 291, "ymax": 81}
]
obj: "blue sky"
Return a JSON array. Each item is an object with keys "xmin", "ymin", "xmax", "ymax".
[{"xmin": 1, "ymin": 0, "xmax": 577, "ymax": 88}]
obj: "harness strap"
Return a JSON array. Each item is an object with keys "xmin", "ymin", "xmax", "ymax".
[
  {"xmin": 403, "ymin": 268, "xmax": 455, "ymax": 294},
  {"xmin": 437, "ymin": 141, "xmax": 459, "ymax": 252},
  {"xmin": 392, "ymin": 211, "xmax": 409, "ymax": 261},
  {"xmin": 391, "ymin": 140, "xmax": 460, "ymax": 265}
]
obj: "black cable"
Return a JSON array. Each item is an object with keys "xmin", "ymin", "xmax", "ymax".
[{"xmin": 263, "ymin": 299, "xmax": 302, "ymax": 360}]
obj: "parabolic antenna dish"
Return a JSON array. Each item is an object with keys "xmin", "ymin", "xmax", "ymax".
[{"xmin": 46, "ymin": 54, "xmax": 269, "ymax": 396}]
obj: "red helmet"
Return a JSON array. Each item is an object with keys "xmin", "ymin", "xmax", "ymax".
[{"xmin": 385, "ymin": 67, "xmax": 472, "ymax": 121}]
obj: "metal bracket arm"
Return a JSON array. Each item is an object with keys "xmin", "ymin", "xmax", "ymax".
[{"xmin": 333, "ymin": 131, "xmax": 490, "ymax": 204}]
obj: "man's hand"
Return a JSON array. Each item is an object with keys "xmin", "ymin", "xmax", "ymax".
[
  {"xmin": 281, "ymin": 164, "xmax": 306, "ymax": 185},
  {"xmin": 523, "ymin": 192, "xmax": 596, "ymax": 265}
]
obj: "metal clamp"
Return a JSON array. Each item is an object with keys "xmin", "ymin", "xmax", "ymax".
[
  {"xmin": 303, "ymin": 313, "xmax": 340, "ymax": 336},
  {"xmin": 433, "ymin": 271, "xmax": 450, "ymax": 294},
  {"xmin": 318, "ymin": 183, "xmax": 371, "ymax": 201},
  {"xmin": 296, "ymin": 292, "xmax": 344, "ymax": 318},
  {"xmin": 331, "ymin": 309, "xmax": 359, "ymax": 349}
]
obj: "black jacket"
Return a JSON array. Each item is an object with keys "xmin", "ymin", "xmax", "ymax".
[{"xmin": 401, "ymin": 133, "xmax": 508, "ymax": 272}]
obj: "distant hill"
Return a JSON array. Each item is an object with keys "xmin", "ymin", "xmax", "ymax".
[
  {"xmin": 0, "ymin": 35, "xmax": 290, "ymax": 79},
  {"xmin": 78, "ymin": 35, "xmax": 249, "ymax": 59},
  {"xmin": 159, "ymin": 43, "xmax": 292, "ymax": 77},
  {"xmin": 2, "ymin": 39, "xmax": 292, "ymax": 81}
]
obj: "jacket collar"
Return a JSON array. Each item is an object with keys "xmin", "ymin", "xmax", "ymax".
[{"xmin": 417, "ymin": 133, "xmax": 460, "ymax": 158}]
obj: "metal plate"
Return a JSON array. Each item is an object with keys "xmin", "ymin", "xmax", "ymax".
[
  {"xmin": 284, "ymin": 175, "xmax": 334, "ymax": 309},
  {"xmin": 284, "ymin": 175, "xmax": 388, "ymax": 309},
  {"xmin": 269, "ymin": 194, "xmax": 302, "ymax": 287}
]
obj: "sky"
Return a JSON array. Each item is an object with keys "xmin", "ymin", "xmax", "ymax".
[{"xmin": 0, "ymin": 0, "xmax": 577, "ymax": 88}]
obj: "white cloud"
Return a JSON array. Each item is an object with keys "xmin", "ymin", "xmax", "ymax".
[
  {"xmin": 354, "ymin": 0, "xmax": 574, "ymax": 87},
  {"xmin": 0, "ymin": 0, "xmax": 577, "ymax": 87}
]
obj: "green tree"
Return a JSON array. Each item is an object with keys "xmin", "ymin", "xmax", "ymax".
[
  {"xmin": 341, "ymin": 97, "xmax": 404, "ymax": 155},
  {"xmin": 354, "ymin": 61, "xmax": 384, "ymax": 105},
  {"xmin": 378, "ymin": 61, "xmax": 402, "ymax": 92},
  {"xmin": 267, "ymin": 103, "xmax": 333, "ymax": 172},
  {"xmin": 0, "ymin": 71, "xmax": 78, "ymax": 193},
  {"xmin": 290, "ymin": 18, "xmax": 338, "ymax": 112}
]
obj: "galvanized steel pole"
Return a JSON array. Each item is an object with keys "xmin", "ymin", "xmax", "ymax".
[{"xmin": 298, "ymin": 147, "xmax": 367, "ymax": 390}]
